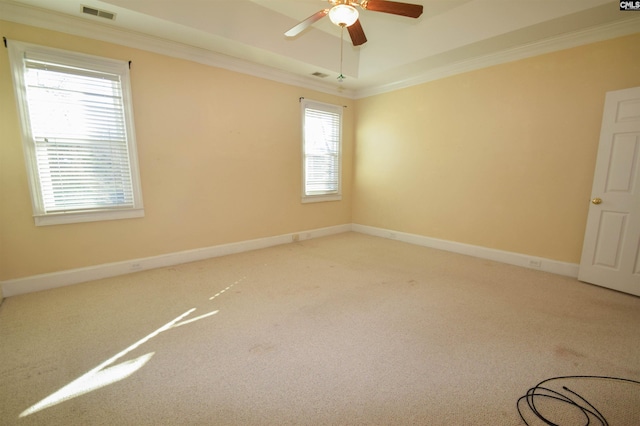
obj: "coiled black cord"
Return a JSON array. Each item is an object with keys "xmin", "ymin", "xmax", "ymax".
[{"xmin": 517, "ymin": 375, "xmax": 640, "ymax": 426}]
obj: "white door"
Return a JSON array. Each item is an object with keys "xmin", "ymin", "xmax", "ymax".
[{"xmin": 578, "ymin": 86, "xmax": 640, "ymax": 296}]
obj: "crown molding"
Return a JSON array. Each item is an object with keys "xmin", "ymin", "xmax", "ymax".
[
  {"xmin": 0, "ymin": 1, "xmax": 356, "ymax": 98},
  {"xmin": 355, "ymin": 17, "xmax": 640, "ymax": 99}
]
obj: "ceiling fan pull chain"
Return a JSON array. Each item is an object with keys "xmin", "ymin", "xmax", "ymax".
[{"xmin": 338, "ymin": 26, "xmax": 345, "ymax": 82}]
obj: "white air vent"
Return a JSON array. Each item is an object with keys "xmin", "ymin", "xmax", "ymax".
[
  {"xmin": 311, "ymin": 72, "xmax": 329, "ymax": 78},
  {"xmin": 81, "ymin": 5, "xmax": 116, "ymax": 20}
]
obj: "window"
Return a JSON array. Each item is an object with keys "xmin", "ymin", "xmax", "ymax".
[
  {"xmin": 301, "ymin": 99, "xmax": 342, "ymax": 203},
  {"xmin": 8, "ymin": 40, "xmax": 143, "ymax": 226}
]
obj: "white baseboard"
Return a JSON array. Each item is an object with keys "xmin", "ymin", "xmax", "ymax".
[
  {"xmin": 352, "ymin": 224, "xmax": 579, "ymax": 278},
  {"xmin": 0, "ymin": 224, "xmax": 351, "ymax": 297},
  {"xmin": 1, "ymin": 223, "xmax": 579, "ymax": 297}
]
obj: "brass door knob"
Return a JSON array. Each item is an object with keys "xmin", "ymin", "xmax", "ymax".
[{"xmin": 592, "ymin": 197, "xmax": 602, "ymax": 205}]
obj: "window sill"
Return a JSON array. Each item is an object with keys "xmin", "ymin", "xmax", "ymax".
[
  {"xmin": 301, "ymin": 194, "xmax": 342, "ymax": 204},
  {"xmin": 34, "ymin": 208, "xmax": 144, "ymax": 226}
]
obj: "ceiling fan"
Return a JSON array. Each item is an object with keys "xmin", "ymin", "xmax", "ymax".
[{"xmin": 284, "ymin": 0, "xmax": 423, "ymax": 46}]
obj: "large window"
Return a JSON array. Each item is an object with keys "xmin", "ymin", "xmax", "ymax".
[
  {"xmin": 301, "ymin": 99, "xmax": 342, "ymax": 203},
  {"xmin": 8, "ymin": 40, "xmax": 144, "ymax": 226}
]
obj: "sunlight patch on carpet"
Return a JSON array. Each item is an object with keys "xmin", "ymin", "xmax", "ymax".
[
  {"xmin": 20, "ymin": 352, "xmax": 155, "ymax": 417},
  {"xmin": 20, "ymin": 306, "xmax": 220, "ymax": 417}
]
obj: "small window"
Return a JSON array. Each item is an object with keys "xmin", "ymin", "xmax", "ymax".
[
  {"xmin": 301, "ymin": 99, "xmax": 342, "ymax": 203},
  {"xmin": 8, "ymin": 40, "xmax": 144, "ymax": 226}
]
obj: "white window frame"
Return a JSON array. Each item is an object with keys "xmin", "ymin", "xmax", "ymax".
[
  {"xmin": 7, "ymin": 40, "xmax": 144, "ymax": 226},
  {"xmin": 301, "ymin": 98, "xmax": 343, "ymax": 203}
]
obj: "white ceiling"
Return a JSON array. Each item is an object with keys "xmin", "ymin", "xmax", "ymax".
[{"xmin": 2, "ymin": 0, "xmax": 639, "ymax": 97}]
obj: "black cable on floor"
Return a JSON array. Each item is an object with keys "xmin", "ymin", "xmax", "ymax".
[{"xmin": 517, "ymin": 375, "xmax": 640, "ymax": 426}]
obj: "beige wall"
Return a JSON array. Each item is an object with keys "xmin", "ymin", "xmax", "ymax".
[
  {"xmin": 353, "ymin": 32, "xmax": 640, "ymax": 264},
  {"xmin": 2, "ymin": 19, "xmax": 639, "ymax": 283},
  {"xmin": 0, "ymin": 21, "xmax": 354, "ymax": 281}
]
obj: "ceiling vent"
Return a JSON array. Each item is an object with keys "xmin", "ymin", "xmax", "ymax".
[
  {"xmin": 311, "ymin": 72, "xmax": 329, "ymax": 78},
  {"xmin": 81, "ymin": 5, "xmax": 116, "ymax": 20}
]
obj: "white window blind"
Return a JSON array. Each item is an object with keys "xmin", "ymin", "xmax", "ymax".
[
  {"xmin": 301, "ymin": 99, "xmax": 342, "ymax": 202},
  {"xmin": 8, "ymin": 41, "xmax": 143, "ymax": 225}
]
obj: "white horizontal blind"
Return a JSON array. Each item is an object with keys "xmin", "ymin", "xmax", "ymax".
[
  {"xmin": 23, "ymin": 59, "xmax": 135, "ymax": 213},
  {"xmin": 303, "ymin": 101, "xmax": 341, "ymax": 197}
]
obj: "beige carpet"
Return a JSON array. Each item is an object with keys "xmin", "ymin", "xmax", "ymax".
[{"xmin": 1, "ymin": 232, "xmax": 639, "ymax": 425}]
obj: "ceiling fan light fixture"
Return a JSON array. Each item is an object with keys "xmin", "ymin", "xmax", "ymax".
[{"xmin": 329, "ymin": 4, "xmax": 359, "ymax": 27}]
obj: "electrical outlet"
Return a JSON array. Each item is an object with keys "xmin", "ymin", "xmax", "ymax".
[
  {"xmin": 528, "ymin": 259, "xmax": 542, "ymax": 268},
  {"xmin": 131, "ymin": 262, "xmax": 142, "ymax": 271}
]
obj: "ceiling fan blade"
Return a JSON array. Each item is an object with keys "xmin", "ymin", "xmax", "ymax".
[
  {"xmin": 285, "ymin": 9, "xmax": 329, "ymax": 37},
  {"xmin": 347, "ymin": 19, "xmax": 367, "ymax": 46},
  {"xmin": 363, "ymin": 0, "xmax": 423, "ymax": 18}
]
